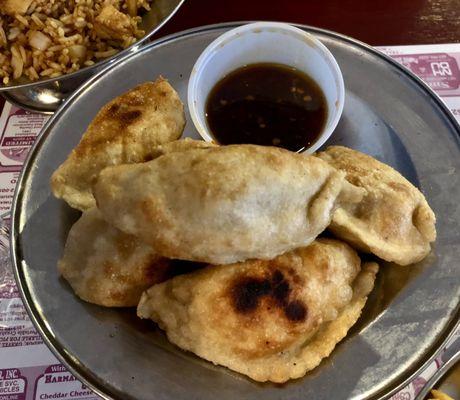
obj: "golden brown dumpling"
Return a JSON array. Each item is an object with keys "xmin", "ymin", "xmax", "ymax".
[
  {"xmin": 137, "ymin": 239, "xmax": 378, "ymax": 382},
  {"xmin": 51, "ymin": 77, "xmax": 185, "ymax": 211},
  {"xmin": 58, "ymin": 208, "xmax": 171, "ymax": 307},
  {"xmin": 317, "ymin": 146, "xmax": 436, "ymax": 265},
  {"xmin": 93, "ymin": 144, "xmax": 362, "ymax": 264}
]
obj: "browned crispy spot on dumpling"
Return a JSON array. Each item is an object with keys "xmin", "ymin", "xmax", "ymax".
[{"xmin": 230, "ymin": 269, "xmax": 308, "ymax": 323}]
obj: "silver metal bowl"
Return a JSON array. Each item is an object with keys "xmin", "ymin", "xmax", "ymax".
[{"xmin": 0, "ymin": 0, "xmax": 185, "ymax": 113}]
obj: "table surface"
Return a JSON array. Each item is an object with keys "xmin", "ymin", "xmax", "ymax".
[{"xmin": 159, "ymin": 0, "xmax": 460, "ymax": 46}]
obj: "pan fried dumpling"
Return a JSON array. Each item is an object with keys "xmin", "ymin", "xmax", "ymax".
[
  {"xmin": 94, "ymin": 144, "xmax": 362, "ymax": 264},
  {"xmin": 317, "ymin": 146, "xmax": 436, "ymax": 265},
  {"xmin": 51, "ymin": 77, "xmax": 185, "ymax": 211},
  {"xmin": 58, "ymin": 208, "xmax": 171, "ymax": 307},
  {"xmin": 137, "ymin": 239, "xmax": 378, "ymax": 383}
]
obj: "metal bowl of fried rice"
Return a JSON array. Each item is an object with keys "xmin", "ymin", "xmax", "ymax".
[{"xmin": 0, "ymin": 0, "xmax": 185, "ymax": 112}]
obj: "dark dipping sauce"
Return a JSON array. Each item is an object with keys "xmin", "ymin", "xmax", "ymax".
[{"xmin": 205, "ymin": 63, "xmax": 328, "ymax": 152}]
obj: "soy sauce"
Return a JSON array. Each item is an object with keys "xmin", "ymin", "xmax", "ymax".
[{"xmin": 205, "ymin": 63, "xmax": 328, "ymax": 152}]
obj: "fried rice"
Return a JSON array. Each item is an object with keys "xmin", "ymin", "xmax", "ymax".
[{"xmin": 0, "ymin": 0, "xmax": 152, "ymax": 85}]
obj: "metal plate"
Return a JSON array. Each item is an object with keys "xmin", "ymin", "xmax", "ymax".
[{"xmin": 11, "ymin": 23, "xmax": 460, "ymax": 400}]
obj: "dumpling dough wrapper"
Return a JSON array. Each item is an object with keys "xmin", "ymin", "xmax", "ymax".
[
  {"xmin": 317, "ymin": 146, "xmax": 436, "ymax": 266},
  {"xmin": 137, "ymin": 238, "xmax": 378, "ymax": 383},
  {"xmin": 51, "ymin": 77, "xmax": 185, "ymax": 211},
  {"xmin": 94, "ymin": 144, "xmax": 363, "ymax": 264},
  {"xmin": 59, "ymin": 208, "xmax": 171, "ymax": 307}
]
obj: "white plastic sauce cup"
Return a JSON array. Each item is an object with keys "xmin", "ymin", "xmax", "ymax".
[{"xmin": 187, "ymin": 22, "xmax": 345, "ymax": 154}]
